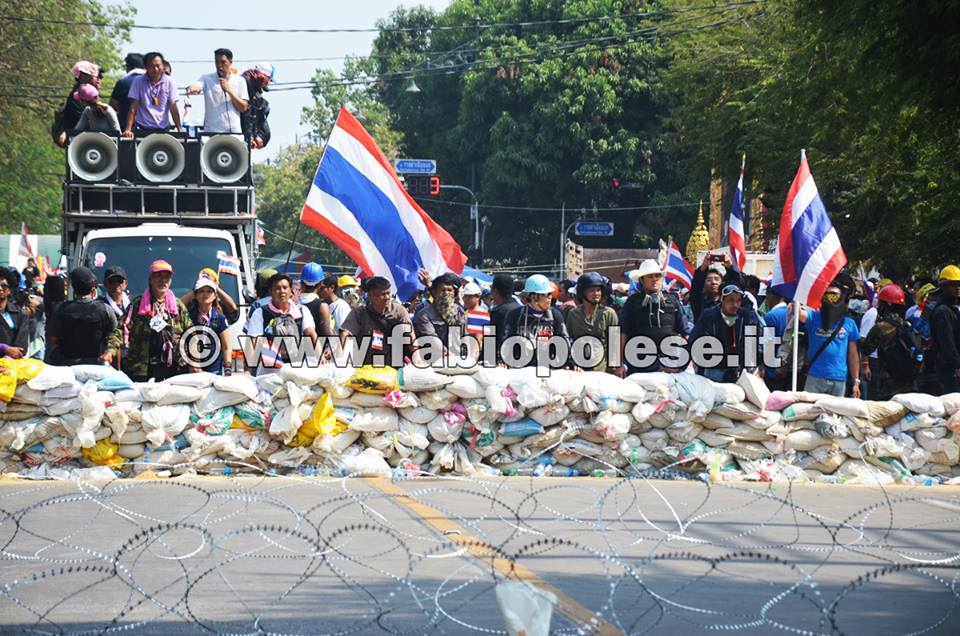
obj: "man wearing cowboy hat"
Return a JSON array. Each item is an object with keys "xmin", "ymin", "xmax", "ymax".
[{"xmin": 621, "ymin": 259, "xmax": 690, "ymax": 374}]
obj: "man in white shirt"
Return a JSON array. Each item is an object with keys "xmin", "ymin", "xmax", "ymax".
[
  {"xmin": 320, "ymin": 275, "xmax": 352, "ymax": 334},
  {"xmin": 186, "ymin": 48, "xmax": 249, "ymax": 133}
]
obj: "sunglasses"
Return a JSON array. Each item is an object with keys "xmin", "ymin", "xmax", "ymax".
[{"xmin": 0, "ymin": 283, "xmax": 9, "ymax": 290}]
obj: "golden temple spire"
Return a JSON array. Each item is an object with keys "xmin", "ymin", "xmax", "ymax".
[{"xmin": 686, "ymin": 199, "xmax": 710, "ymax": 263}]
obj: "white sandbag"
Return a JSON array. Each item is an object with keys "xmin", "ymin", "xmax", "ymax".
[
  {"xmin": 702, "ymin": 412, "xmax": 735, "ymax": 430},
  {"xmin": 398, "ymin": 366, "xmax": 453, "ymax": 392},
  {"xmin": 639, "ymin": 429, "xmax": 669, "ymax": 451},
  {"xmin": 118, "ymin": 443, "xmax": 145, "ymax": 459},
  {"xmin": 712, "ymin": 401, "xmax": 762, "ymax": 421},
  {"xmin": 267, "ymin": 446, "xmax": 312, "ymax": 467},
  {"xmin": 814, "ymin": 396, "xmax": 869, "ymax": 419},
  {"xmin": 427, "ymin": 414, "xmax": 464, "ymax": 443},
  {"xmin": 340, "ymin": 448, "xmax": 392, "ymax": 476},
  {"xmin": 313, "ymin": 429, "xmax": 361, "ymax": 454},
  {"xmin": 782, "ymin": 403, "xmax": 820, "ymax": 421},
  {"xmin": 444, "ymin": 375, "xmax": 485, "ymax": 399},
  {"xmin": 399, "ymin": 405, "xmax": 439, "ymax": 425},
  {"xmin": 594, "ymin": 411, "xmax": 631, "ymax": 442},
  {"xmin": 897, "ymin": 412, "xmax": 938, "ymax": 431},
  {"xmin": 269, "ymin": 404, "xmax": 303, "ymax": 442},
  {"xmin": 584, "ymin": 373, "xmax": 645, "ymax": 403},
  {"xmin": 349, "ymin": 407, "xmax": 400, "ymax": 433},
  {"xmin": 464, "ymin": 399, "xmax": 496, "ymax": 428},
  {"xmin": 26, "ymin": 365, "xmax": 76, "ymax": 391},
  {"xmin": 737, "ymin": 371, "xmax": 770, "ymax": 410},
  {"xmin": 212, "ymin": 374, "xmax": 259, "ymax": 400},
  {"xmin": 347, "ymin": 391, "xmax": 390, "ymax": 408},
  {"xmin": 193, "ymin": 386, "xmax": 249, "ymax": 414},
  {"xmin": 697, "ymin": 429, "xmax": 733, "ymax": 448},
  {"xmin": 892, "ymin": 393, "xmax": 946, "ymax": 417},
  {"xmin": 166, "ymin": 371, "xmax": 217, "ymax": 389},
  {"xmin": 140, "ymin": 403, "xmax": 191, "ymax": 447},
  {"xmin": 784, "ymin": 430, "xmax": 830, "ymax": 451},
  {"xmin": 673, "ymin": 372, "xmax": 716, "ymax": 422},
  {"xmin": 543, "ymin": 369, "xmax": 587, "ymax": 401},
  {"xmin": 42, "ymin": 397, "xmax": 80, "ymax": 417},
  {"xmin": 631, "ymin": 401, "xmax": 655, "ymax": 426},
  {"xmin": 836, "ymin": 459, "xmax": 895, "ymax": 485},
  {"xmin": 666, "ymin": 421, "xmax": 702, "ymax": 444},
  {"xmin": 528, "ymin": 403, "xmax": 570, "ymax": 427},
  {"xmin": 115, "ymin": 428, "xmax": 148, "ymax": 445},
  {"xmin": 556, "ymin": 438, "xmax": 609, "ymax": 459},
  {"xmin": 110, "ymin": 388, "xmax": 141, "ymax": 404},
  {"xmin": 709, "ymin": 381, "xmax": 746, "ymax": 404},
  {"xmin": 70, "ymin": 381, "xmax": 105, "ymax": 449},
  {"xmin": 717, "ymin": 424, "xmax": 773, "ymax": 443},
  {"xmin": 625, "ymin": 371, "xmax": 673, "ymax": 393},
  {"xmin": 485, "ymin": 385, "xmax": 512, "ymax": 416},
  {"xmin": 139, "ymin": 382, "xmax": 203, "ymax": 405},
  {"xmin": 940, "ymin": 393, "xmax": 960, "ymax": 417},
  {"xmin": 419, "ymin": 388, "xmax": 458, "ymax": 411}
]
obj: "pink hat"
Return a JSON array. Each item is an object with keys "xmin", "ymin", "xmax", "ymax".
[
  {"xmin": 72, "ymin": 83, "xmax": 98, "ymax": 102},
  {"xmin": 71, "ymin": 60, "xmax": 100, "ymax": 79},
  {"xmin": 149, "ymin": 260, "xmax": 174, "ymax": 274}
]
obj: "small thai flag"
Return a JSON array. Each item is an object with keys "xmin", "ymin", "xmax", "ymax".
[
  {"xmin": 217, "ymin": 251, "xmax": 241, "ymax": 277},
  {"xmin": 663, "ymin": 240, "xmax": 694, "ymax": 290},
  {"xmin": 727, "ymin": 155, "xmax": 747, "ymax": 271}
]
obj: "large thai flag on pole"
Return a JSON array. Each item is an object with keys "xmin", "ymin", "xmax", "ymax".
[
  {"xmin": 18, "ymin": 223, "xmax": 34, "ymax": 260},
  {"xmin": 300, "ymin": 107, "xmax": 467, "ymax": 300},
  {"xmin": 662, "ymin": 240, "xmax": 694, "ymax": 290},
  {"xmin": 727, "ymin": 154, "xmax": 747, "ymax": 271},
  {"xmin": 770, "ymin": 150, "xmax": 846, "ymax": 309}
]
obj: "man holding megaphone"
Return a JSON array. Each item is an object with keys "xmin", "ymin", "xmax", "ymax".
[{"xmin": 187, "ymin": 48, "xmax": 249, "ymax": 134}]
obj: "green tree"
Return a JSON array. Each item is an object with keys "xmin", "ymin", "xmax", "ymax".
[{"xmin": 0, "ymin": 0, "xmax": 132, "ymax": 233}]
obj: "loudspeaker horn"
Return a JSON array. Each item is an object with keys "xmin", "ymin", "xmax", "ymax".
[
  {"xmin": 68, "ymin": 132, "xmax": 118, "ymax": 182},
  {"xmin": 200, "ymin": 134, "xmax": 249, "ymax": 184},
  {"xmin": 136, "ymin": 133, "xmax": 185, "ymax": 183}
]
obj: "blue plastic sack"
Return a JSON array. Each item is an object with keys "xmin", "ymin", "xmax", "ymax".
[{"xmin": 500, "ymin": 418, "xmax": 545, "ymax": 438}]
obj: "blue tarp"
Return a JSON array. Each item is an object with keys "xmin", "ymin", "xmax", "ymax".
[{"xmin": 460, "ymin": 264, "xmax": 493, "ymax": 285}]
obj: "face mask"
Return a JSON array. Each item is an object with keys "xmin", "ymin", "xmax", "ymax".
[
  {"xmin": 436, "ymin": 290, "xmax": 458, "ymax": 324},
  {"xmin": 820, "ymin": 294, "xmax": 848, "ymax": 327},
  {"xmin": 343, "ymin": 287, "xmax": 361, "ymax": 308},
  {"xmin": 721, "ymin": 312, "xmax": 738, "ymax": 327}
]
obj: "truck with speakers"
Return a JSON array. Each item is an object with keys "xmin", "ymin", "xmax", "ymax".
[{"xmin": 63, "ymin": 131, "xmax": 259, "ymax": 342}]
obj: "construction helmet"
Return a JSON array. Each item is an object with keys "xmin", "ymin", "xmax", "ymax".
[
  {"xmin": 938, "ymin": 265, "xmax": 960, "ymax": 282},
  {"xmin": 877, "ymin": 284, "xmax": 906, "ymax": 305},
  {"xmin": 338, "ymin": 274, "xmax": 359, "ymax": 288},
  {"xmin": 523, "ymin": 274, "xmax": 554, "ymax": 295}
]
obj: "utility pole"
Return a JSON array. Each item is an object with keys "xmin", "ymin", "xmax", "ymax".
[{"xmin": 438, "ymin": 184, "xmax": 479, "ymax": 257}]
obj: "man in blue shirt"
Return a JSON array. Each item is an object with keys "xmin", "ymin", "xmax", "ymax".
[
  {"xmin": 799, "ymin": 275, "xmax": 861, "ymax": 397},
  {"xmin": 762, "ymin": 288, "xmax": 789, "ymax": 389}
]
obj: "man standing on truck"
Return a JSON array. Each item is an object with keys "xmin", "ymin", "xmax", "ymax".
[
  {"xmin": 122, "ymin": 52, "xmax": 181, "ymax": 137},
  {"xmin": 186, "ymin": 48, "xmax": 249, "ymax": 134},
  {"xmin": 107, "ymin": 260, "xmax": 193, "ymax": 381}
]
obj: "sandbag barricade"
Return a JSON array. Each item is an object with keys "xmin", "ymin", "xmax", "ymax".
[{"xmin": 1, "ymin": 359, "xmax": 959, "ymax": 485}]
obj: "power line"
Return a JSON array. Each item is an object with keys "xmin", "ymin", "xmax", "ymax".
[
  {"xmin": 2, "ymin": 2, "xmax": 763, "ymax": 34},
  {"xmin": 416, "ymin": 198, "xmax": 706, "ymax": 212}
]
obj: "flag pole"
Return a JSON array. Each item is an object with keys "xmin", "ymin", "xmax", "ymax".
[
  {"xmin": 282, "ymin": 220, "xmax": 302, "ymax": 276},
  {"xmin": 791, "ymin": 301, "xmax": 801, "ymax": 391}
]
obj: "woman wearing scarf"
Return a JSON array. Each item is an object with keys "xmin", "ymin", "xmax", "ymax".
[
  {"xmin": 57, "ymin": 60, "xmax": 102, "ymax": 146},
  {"xmin": 106, "ymin": 260, "xmax": 193, "ymax": 381},
  {"xmin": 240, "ymin": 62, "xmax": 273, "ymax": 149}
]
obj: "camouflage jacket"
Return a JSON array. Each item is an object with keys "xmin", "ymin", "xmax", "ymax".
[
  {"xmin": 861, "ymin": 314, "xmax": 916, "ymax": 399},
  {"xmin": 106, "ymin": 295, "xmax": 193, "ymax": 378}
]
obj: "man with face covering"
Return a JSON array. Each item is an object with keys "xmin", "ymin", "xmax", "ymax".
[
  {"xmin": 859, "ymin": 284, "xmax": 922, "ymax": 399},
  {"xmin": 621, "ymin": 260, "xmax": 691, "ymax": 374},
  {"xmin": 930, "ymin": 265, "xmax": 960, "ymax": 394},
  {"xmin": 413, "ymin": 273, "xmax": 467, "ymax": 353},
  {"xmin": 689, "ymin": 278, "xmax": 761, "ymax": 382},
  {"xmin": 797, "ymin": 273, "xmax": 861, "ymax": 397}
]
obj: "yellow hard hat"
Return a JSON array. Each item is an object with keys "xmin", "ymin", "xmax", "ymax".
[
  {"xmin": 938, "ymin": 265, "xmax": 960, "ymax": 282},
  {"xmin": 876, "ymin": 278, "xmax": 893, "ymax": 288},
  {"xmin": 338, "ymin": 275, "xmax": 359, "ymax": 288},
  {"xmin": 916, "ymin": 283, "xmax": 937, "ymax": 302}
]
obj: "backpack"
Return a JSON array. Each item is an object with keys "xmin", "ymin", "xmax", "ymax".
[
  {"xmin": 262, "ymin": 305, "xmax": 302, "ymax": 339},
  {"xmin": 881, "ymin": 320, "xmax": 923, "ymax": 381}
]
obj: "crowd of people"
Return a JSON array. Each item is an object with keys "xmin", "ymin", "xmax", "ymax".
[
  {"xmin": 53, "ymin": 50, "xmax": 274, "ymax": 148},
  {"xmin": 4, "ymin": 255, "xmax": 957, "ymax": 402}
]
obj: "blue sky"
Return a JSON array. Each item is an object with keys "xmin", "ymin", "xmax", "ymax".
[{"xmin": 108, "ymin": 0, "xmax": 450, "ymax": 161}]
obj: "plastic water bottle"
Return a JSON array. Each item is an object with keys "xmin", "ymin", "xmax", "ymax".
[
  {"xmin": 553, "ymin": 467, "xmax": 582, "ymax": 477},
  {"xmin": 592, "ymin": 469, "xmax": 618, "ymax": 478}
]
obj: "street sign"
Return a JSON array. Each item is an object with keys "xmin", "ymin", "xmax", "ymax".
[
  {"xmin": 574, "ymin": 221, "xmax": 615, "ymax": 237},
  {"xmin": 394, "ymin": 159, "xmax": 437, "ymax": 174}
]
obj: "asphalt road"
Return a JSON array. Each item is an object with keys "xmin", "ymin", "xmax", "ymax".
[{"xmin": 0, "ymin": 475, "xmax": 958, "ymax": 635}]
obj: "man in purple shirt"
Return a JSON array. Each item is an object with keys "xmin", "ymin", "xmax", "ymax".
[{"xmin": 122, "ymin": 51, "xmax": 182, "ymax": 137}]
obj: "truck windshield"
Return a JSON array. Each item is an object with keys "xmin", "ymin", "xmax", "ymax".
[{"xmin": 82, "ymin": 235, "xmax": 241, "ymax": 300}]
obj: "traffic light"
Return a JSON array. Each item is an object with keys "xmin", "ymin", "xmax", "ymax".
[
  {"xmin": 404, "ymin": 175, "xmax": 441, "ymax": 196},
  {"xmin": 611, "ymin": 177, "xmax": 621, "ymax": 188}
]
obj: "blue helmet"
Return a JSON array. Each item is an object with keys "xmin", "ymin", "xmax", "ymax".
[
  {"xmin": 300, "ymin": 262, "xmax": 324, "ymax": 285},
  {"xmin": 523, "ymin": 274, "xmax": 553, "ymax": 295}
]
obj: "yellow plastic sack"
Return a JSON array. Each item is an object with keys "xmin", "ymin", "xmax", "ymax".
[
  {"xmin": 0, "ymin": 368, "xmax": 15, "ymax": 402},
  {"xmin": 0, "ymin": 358, "xmax": 45, "ymax": 384},
  {"xmin": 82, "ymin": 438, "xmax": 125, "ymax": 470},
  {"xmin": 346, "ymin": 365, "xmax": 398, "ymax": 395},
  {"xmin": 290, "ymin": 393, "xmax": 344, "ymax": 447},
  {"xmin": 230, "ymin": 414, "xmax": 259, "ymax": 432}
]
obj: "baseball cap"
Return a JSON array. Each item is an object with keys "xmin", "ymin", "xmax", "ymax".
[
  {"xmin": 69, "ymin": 266, "xmax": 98, "ymax": 294},
  {"xmin": 104, "ymin": 265, "xmax": 127, "ymax": 281},
  {"xmin": 194, "ymin": 277, "xmax": 216, "ymax": 291},
  {"xmin": 149, "ymin": 259, "xmax": 173, "ymax": 274},
  {"xmin": 254, "ymin": 61, "xmax": 276, "ymax": 81}
]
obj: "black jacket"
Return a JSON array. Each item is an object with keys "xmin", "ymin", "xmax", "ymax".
[
  {"xmin": 241, "ymin": 80, "xmax": 271, "ymax": 147},
  {"xmin": 689, "ymin": 304, "xmax": 761, "ymax": 381},
  {"xmin": 0, "ymin": 301, "xmax": 30, "ymax": 353},
  {"xmin": 930, "ymin": 300, "xmax": 960, "ymax": 373}
]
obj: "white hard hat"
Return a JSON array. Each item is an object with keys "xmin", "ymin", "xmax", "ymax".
[
  {"xmin": 462, "ymin": 282, "xmax": 482, "ymax": 296},
  {"xmin": 628, "ymin": 259, "xmax": 662, "ymax": 281}
]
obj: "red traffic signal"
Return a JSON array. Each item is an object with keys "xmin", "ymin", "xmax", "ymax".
[
  {"xmin": 611, "ymin": 178, "xmax": 621, "ymax": 188},
  {"xmin": 403, "ymin": 175, "xmax": 442, "ymax": 196}
]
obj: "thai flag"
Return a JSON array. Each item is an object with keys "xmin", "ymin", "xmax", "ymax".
[
  {"xmin": 18, "ymin": 223, "xmax": 33, "ymax": 260},
  {"xmin": 255, "ymin": 221, "xmax": 266, "ymax": 246},
  {"xmin": 770, "ymin": 151, "xmax": 846, "ymax": 309},
  {"xmin": 727, "ymin": 155, "xmax": 747, "ymax": 270},
  {"xmin": 662, "ymin": 240, "xmax": 694, "ymax": 290},
  {"xmin": 217, "ymin": 251, "xmax": 241, "ymax": 277},
  {"xmin": 300, "ymin": 107, "xmax": 467, "ymax": 301},
  {"xmin": 858, "ymin": 264, "xmax": 875, "ymax": 307}
]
